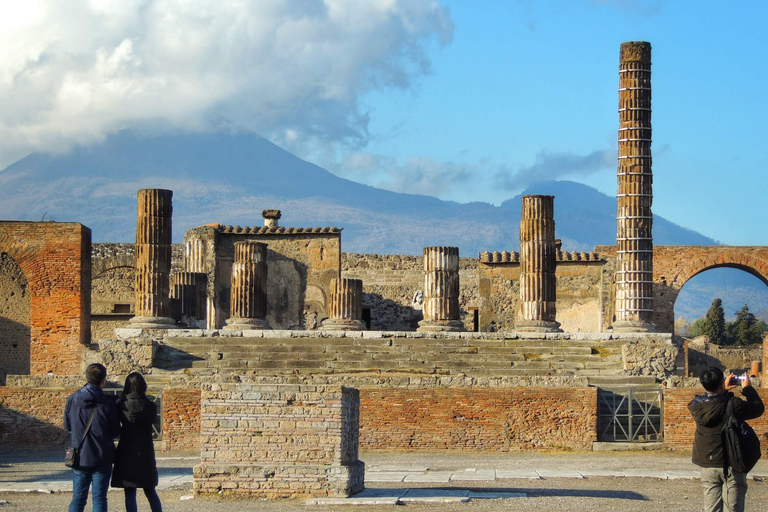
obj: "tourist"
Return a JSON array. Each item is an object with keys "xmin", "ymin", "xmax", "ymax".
[
  {"xmin": 111, "ymin": 373, "xmax": 163, "ymax": 512},
  {"xmin": 64, "ymin": 363, "xmax": 121, "ymax": 512},
  {"xmin": 688, "ymin": 366, "xmax": 764, "ymax": 512}
]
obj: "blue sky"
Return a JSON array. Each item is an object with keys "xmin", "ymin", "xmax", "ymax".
[
  {"xmin": 330, "ymin": 0, "xmax": 768, "ymax": 246},
  {"xmin": 1, "ymin": 0, "xmax": 766, "ymax": 246}
]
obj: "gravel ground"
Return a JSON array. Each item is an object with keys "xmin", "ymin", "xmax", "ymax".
[{"xmin": 2, "ymin": 450, "xmax": 768, "ymax": 511}]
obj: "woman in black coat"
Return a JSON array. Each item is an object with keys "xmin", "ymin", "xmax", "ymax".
[{"xmin": 111, "ymin": 373, "xmax": 162, "ymax": 512}]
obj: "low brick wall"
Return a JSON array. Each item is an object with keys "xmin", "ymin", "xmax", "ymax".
[
  {"xmin": 162, "ymin": 388, "xmax": 202, "ymax": 451},
  {"xmin": 664, "ymin": 388, "xmax": 768, "ymax": 456},
  {"xmin": 0, "ymin": 386, "xmax": 74, "ymax": 447},
  {"xmin": 360, "ymin": 386, "xmax": 597, "ymax": 451},
  {"xmin": 193, "ymin": 382, "xmax": 364, "ymax": 498}
]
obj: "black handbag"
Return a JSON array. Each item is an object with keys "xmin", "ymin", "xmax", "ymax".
[{"xmin": 65, "ymin": 405, "xmax": 98, "ymax": 469}]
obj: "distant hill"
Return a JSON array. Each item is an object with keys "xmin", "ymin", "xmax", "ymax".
[{"xmin": 0, "ymin": 129, "xmax": 717, "ymax": 256}]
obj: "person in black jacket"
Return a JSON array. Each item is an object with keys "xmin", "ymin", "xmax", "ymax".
[
  {"xmin": 111, "ymin": 373, "xmax": 162, "ymax": 512},
  {"xmin": 688, "ymin": 366, "xmax": 764, "ymax": 512},
  {"xmin": 64, "ymin": 363, "xmax": 121, "ymax": 512}
]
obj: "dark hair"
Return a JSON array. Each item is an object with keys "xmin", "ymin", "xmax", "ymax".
[
  {"xmin": 121, "ymin": 372, "xmax": 148, "ymax": 399},
  {"xmin": 86, "ymin": 364, "xmax": 107, "ymax": 386},
  {"xmin": 701, "ymin": 366, "xmax": 725, "ymax": 392}
]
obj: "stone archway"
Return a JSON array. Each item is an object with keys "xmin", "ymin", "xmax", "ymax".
[
  {"xmin": 652, "ymin": 246, "xmax": 768, "ymax": 333},
  {"xmin": 0, "ymin": 252, "xmax": 31, "ymax": 380}
]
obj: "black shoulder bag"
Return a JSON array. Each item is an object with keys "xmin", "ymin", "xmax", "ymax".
[
  {"xmin": 722, "ymin": 396, "xmax": 761, "ymax": 474},
  {"xmin": 65, "ymin": 405, "xmax": 98, "ymax": 469}
]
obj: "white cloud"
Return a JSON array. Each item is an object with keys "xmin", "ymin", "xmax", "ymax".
[{"xmin": 0, "ymin": 0, "xmax": 452, "ymax": 167}]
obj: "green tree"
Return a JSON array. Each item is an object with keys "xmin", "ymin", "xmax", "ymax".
[
  {"xmin": 701, "ymin": 298, "xmax": 726, "ymax": 345},
  {"xmin": 729, "ymin": 304, "xmax": 763, "ymax": 346}
]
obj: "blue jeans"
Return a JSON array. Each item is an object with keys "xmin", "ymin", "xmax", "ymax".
[
  {"xmin": 69, "ymin": 464, "xmax": 112, "ymax": 512},
  {"xmin": 124, "ymin": 487, "xmax": 163, "ymax": 512}
]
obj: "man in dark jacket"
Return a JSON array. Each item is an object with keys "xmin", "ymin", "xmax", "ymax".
[
  {"xmin": 64, "ymin": 363, "xmax": 121, "ymax": 512},
  {"xmin": 688, "ymin": 366, "xmax": 764, "ymax": 512}
]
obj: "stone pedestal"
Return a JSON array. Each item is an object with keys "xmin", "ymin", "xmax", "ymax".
[
  {"xmin": 321, "ymin": 278, "xmax": 366, "ymax": 331},
  {"xmin": 170, "ymin": 272, "xmax": 207, "ymax": 327},
  {"xmin": 516, "ymin": 195, "xmax": 561, "ymax": 333},
  {"xmin": 225, "ymin": 241, "xmax": 270, "ymax": 330},
  {"xmin": 130, "ymin": 189, "xmax": 176, "ymax": 329},
  {"xmin": 613, "ymin": 41, "xmax": 656, "ymax": 332},
  {"xmin": 418, "ymin": 246, "xmax": 465, "ymax": 332}
]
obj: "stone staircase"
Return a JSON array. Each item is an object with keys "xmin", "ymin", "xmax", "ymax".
[{"xmin": 150, "ymin": 334, "xmax": 657, "ymax": 387}]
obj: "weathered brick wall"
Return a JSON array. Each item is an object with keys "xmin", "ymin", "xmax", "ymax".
[
  {"xmin": 478, "ymin": 260, "xmax": 608, "ymax": 332},
  {"xmin": 663, "ymin": 388, "xmax": 768, "ymax": 455},
  {"xmin": 342, "ymin": 253, "xmax": 477, "ymax": 331},
  {"xmin": 0, "ymin": 386, "xmax": 75, "ymax": 447},
  {"xmin": 360, "ymin": 386, "xmax": 597, "ymax": 451},
  {"xmin": 194, "ymin": 382, "xmax": 364, "ymax": 498},
  {"xmin": 0, "ymin": 253, "xmax": 31, "ymax": 380},
  {"xmin": 162, "ymin": 388, "xmax": 202, "ymax": 451},
  {"xmin": 0, "ymin": 222, "xmax": 91, "ymax": 375}
]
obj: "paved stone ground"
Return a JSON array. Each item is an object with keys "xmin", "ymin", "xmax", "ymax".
[{"xmin": 1, "ymin": 449, "xmax": 767, "ymax": 510}]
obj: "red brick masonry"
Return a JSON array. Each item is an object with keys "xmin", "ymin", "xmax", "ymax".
[
  {"xmin": 360, "ymin": 387, "xmax": 598, "ymax": 451},
  {"xmin": 162, "ymin": 388, "xmax": 202, "ymax": 451},
  {"xmin": 0, "ymin": 222, "xmax": 91, "ymax": 375}
]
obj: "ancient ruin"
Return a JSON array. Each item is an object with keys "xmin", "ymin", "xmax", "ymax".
[
  {"xmin": 613, "ymin": 41, "xmax": 655, "ymax": 332},
  {"xmin": 516, "ymin": 195, "xmax": 561, "ymax": 332},
  {"xmin": 2, "ymin": 41, "xmax": 768, "ymax": 499}
]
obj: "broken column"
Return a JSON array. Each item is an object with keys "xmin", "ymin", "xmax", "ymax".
[
  {"xmin": 516, "ymin": 195, "xmax": 561, "ymax": 333},
  {"xmin": 170, "ymin": 272, "xmax": 207, "ymax": 328},
  {"xmin": 225, "ymin": 241, "xmax": 270, "ymax": 330},
  {"xmin": 321, "ymin": 278, "xmax": 366, "ymax": 331},
  {"xmin": 613, "ymin": 41, "xmax": 656, "ymax": 332},
  {"xmin": 130, "ymin": 188, "xmax": 176, "ymax": 329},
  {"xmin": 418, "ymin": 246, "xmax": 465, "ymax": 332}
]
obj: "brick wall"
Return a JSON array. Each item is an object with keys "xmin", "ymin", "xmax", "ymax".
[
  {"xmin": 0, "ymin": 253, "xmax": 30, "ymax": 379},
  {"xmin": 663, "ymin": 388, "xmax": 768, "ymax": 455},
  {"xmin": 0, "ymin": 386, "xmax": 75, "ymax": 447},
  {"xmin": 162, "ymin": 388, "xmax": 202, "ymax": 451},
  {"xmin": 0, "ymin": 222, "xmax": 91, "ymax": 375},
  {"xmin": 360, "ymin": 386, "xmax": 597, "ymax": 451},
  {"xmin": 193, "ymin": 382, "xmax": 364, "ymax": 498}
]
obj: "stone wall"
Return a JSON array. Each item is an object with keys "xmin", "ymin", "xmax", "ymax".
[
  {"xmin": 0, "ymin": 252, "xmax": 30, "ymax": 381},
  {"xmin": 163, "ymin": 388, "xmax": 202, "ymax": 451},
  {"xmin": 663, "ymin": 387, "xmax": 768, "ymax": 455},
  {"xmin": 685, "ymin": 337, "xmax": 763, "ymax": 377},
  {"xmin": 360, "ymin": 386, "xmax": 597, "ymax": 451},
  {"xmin": 83, "ymin": 338, "xmax": 155, "ymax": 376},
  {"xmin": 0, "ymin": 222, "xmax": 91, "ymax": 375},
  {"xmin": 0, "ymin": 386, "xmax": 74, "ymax": 447},
  {"xmin": 477, "ymin": 258, "xmax": 608, "ymax": 332},
  {"xmin": 622, "ymin": 340, "xmax": 679, "ymax": 380},
  {"xmin": 193, "ymin": 382, "xmax": 364, "ymax": 498},
  {"xmin": 342, "ymin": 253, "xmax": 477, "ymax": 331}
]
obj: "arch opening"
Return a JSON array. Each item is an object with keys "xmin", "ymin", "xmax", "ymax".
[{"xmin": 0, "ymin": 252, "xmax": 31, "ymax": 381}]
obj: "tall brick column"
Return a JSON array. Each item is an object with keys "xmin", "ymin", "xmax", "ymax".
[
  {"xmin": 516, "ymin": 195, "xmax": 561, "ymax": 333},
  {"xmin": 130, "ymin": 189, "xmax": 176, "ymax": 329},
  {"xmin": 321, "ymin": 278, "xmax": 366, "ymax": 331},
  {"xmin": 170, "ymin": 272, "xmax": 207, "ymax": 327},
  {"xmin": 225, "ymin": 241, "xmax": 270, "ymax": 330},
  {"xmin": 418, "ymin": 246, "xmax": 465, "ymax": 332},
  {"xmin": 613, "ymin": 41, "xmax": 656, "ymax": 332}
]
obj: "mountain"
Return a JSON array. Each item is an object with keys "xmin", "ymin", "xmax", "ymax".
[{"xmin": 0, "ymin": 129, "xmax": 718, "ymax": 256}]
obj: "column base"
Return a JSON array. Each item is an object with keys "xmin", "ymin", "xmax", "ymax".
[
  {"xmin": 611, "ymin": 320, "xmax": 657, "ymax": 333},
  {"xmin": 417, "ymin": 319, "xmax": 466, "ymax": 332},
  {"xmin": 320, "ymin": 319, "xmax": 366, "ymax": 331},
  {"xmin": 224, "ymin": 317, "xmax": 271, "ymax": 330},
  {"xmin": 128, "ymin": 316, "xmax": 178, "ymax": 329},
  {"xmin": 515, "ymin": 320, "xmax": 562, "ymax": 333}
]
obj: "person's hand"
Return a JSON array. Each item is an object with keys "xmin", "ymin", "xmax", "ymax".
[
  {"xmin": 743, "ymin": 374, "xmax": 752, "ymax": 389},
  {"xmin": 725, "ymin": 373, "xmax": 739, "ymax": 391}
]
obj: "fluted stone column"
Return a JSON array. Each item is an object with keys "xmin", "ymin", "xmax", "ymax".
[
  {"xmin": 516, "ymin": 195, "xmax": 561, "ymax": 333},
  {"xmin": 170, "ymin": 272, "xmax": 207, "ymax": 327},
  {"xmin": 613, "ymin": 41, "xmax": 656, "ymax": 332},
  {"xmin": 225, "ymin": 241, "xmax": 270, "ymax": 330},
  {"xmin": 130, "ymin": 189, "xmax": 176, "ymax": 328},
  {"xmin": 418, "ymin": 246, "xmax": 465, "ymax": 332},
  {"xmin": 321, "ymin": 278, "xmax": 366, "ymax": 331}
]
